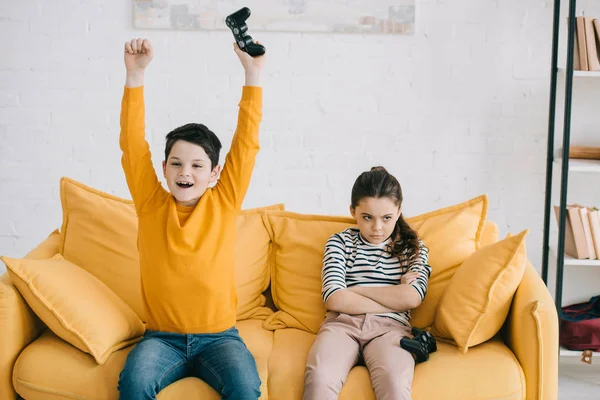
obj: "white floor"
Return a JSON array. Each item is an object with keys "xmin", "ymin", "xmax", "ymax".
[{"xmin": 559, "ymin": 357, "xmax": 600, "ymax": 399}]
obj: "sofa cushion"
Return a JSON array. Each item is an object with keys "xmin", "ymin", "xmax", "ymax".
[
  {"xmin": 407, "ymin": 195, "xmax": 488, "ymax": 328},
  {"xmin": 262, "ymin": 212, "xmax": 356, "ymax": 332},
  {"xmin": 59, "ymin": 177, "xmax": 281, "ymax": 322},
  {"xmin": 235, "ymin": 205, "xmax": 283, "ymax": 320},
  {"xmin": 13, "ymin": 319, "xmax": 272, "ymax": 400},
  {"xmin": 411, "ymin": 337, "xmax": 525, "ymax": 400},
  {"xmin": 23, "ymin": 229, "xmax": 62, "ymax": 260},
  {"xmin": 481, "ymin": 220, "xmax": 499, "ymax": 247},
  {"xmin": 59, "ymin": 177, "xmax": 143, "ymax": 317},
  {"xmin": 263, "ymin": 196, "xmax": 488, "ymax": 333},
  {"xmin": 2, "ymin": 254, "xmax": 144, "ymax": 365},
  {"xmin": 266, "ymin": 328, "xmax": 376, "ymax": 400},
  {"xmin": 432, "ymin": 230, "xmax": 529, "ymax": 353},
  {"xmin": 267, "ymin": 328, "xmax": 524, "ymax": 400}
]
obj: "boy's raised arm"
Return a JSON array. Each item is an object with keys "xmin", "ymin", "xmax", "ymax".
[
  {"xmin": 214, "ymin": 42, "xmax": 265, "ymax": 211},
  {"xmin": 120, "ymin": 38, "xmax": 163, "ymax": 213}
]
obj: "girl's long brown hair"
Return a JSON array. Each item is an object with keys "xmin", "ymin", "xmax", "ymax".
[{"xmin": 351, "ymin": 166, "xmax": 420, "ymax": 263}]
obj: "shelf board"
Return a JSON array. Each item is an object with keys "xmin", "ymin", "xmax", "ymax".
[
  {"xmin": 553, "ymin": 158, "xmax": 600, "ymax": 173},
  {"xmin": 550, "ymin": 246, "xmax": 600, "ymax": 266},
  {"xmin": 560, "ymin": 346, "xmax": 600, "ymax": 357},
  {"xmin": 558, "ymin": 68, "xmax": 600, "ymax": 77}
]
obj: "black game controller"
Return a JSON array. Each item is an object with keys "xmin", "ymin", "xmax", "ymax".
[
  {"xmin": 400, "ymin": 327, "xmax": 437, "ymax": 363},
  {"xmin": 225, "ymin": 7, "xmax": 266, "ymax": 57}
]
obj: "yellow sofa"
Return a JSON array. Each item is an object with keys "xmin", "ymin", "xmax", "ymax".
[{"xmin": 0, "ymin": 178, "xmax": 558, "ymax": 400}]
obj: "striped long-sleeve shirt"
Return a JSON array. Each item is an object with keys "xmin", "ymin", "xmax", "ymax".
[{"xmin": 322, "ymin": 227, "xmax": 431, "ymax": 327}]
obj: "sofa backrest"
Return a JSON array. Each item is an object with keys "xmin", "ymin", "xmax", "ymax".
[
  {"xmin": 261, "ymin": 195, "xmax": 489, "ymax": 333},
  {"xmin": 56, "ymin": 177, "xmax": 282, "ymax": 322},
  {"xmin": 481, "ymin": 220, "xmax": 499, "ymax": 247},
  {"xmin": 17, "ymin": 179, "xmax": 500, "ymax": 335}
]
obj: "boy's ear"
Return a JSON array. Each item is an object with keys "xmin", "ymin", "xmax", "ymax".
[
  {"xmin": 162, "ymin": 160, "xmax": 167, "ymax": 178},
  {"xmin": 210, "ymin": 164, "xmax": 222, "ymax": 183},
  {"xmin": 349, "ymin": 205, "xmax": 356, "ymax": 218}
]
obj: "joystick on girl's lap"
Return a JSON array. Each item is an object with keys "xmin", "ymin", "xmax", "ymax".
[{"xmin": 400, "ymin": 327, "xmax": 438, "ymax": 363}]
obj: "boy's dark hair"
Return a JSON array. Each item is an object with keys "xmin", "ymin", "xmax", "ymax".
[
  {"xmin": 164, "ymin": 123, "xmax": 222, "ymax": 169},
  {"xmin": 351, "ymin": 166, "xmax": 420, "ymax": 263}
]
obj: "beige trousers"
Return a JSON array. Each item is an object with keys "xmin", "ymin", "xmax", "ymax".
[{"xmin": 303, "ymin": 312, "xmax": 415, "ymax": 400}]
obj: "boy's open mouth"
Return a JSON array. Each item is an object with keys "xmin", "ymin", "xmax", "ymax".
[{"xmin": 176, "ymin": 182, "xmax": 194, "ymax": 188}]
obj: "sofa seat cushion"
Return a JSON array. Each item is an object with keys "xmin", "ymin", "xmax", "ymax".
[
  {"xmin": 13, "ymin": 320, "xmax": 273, "ymax": 400},
  {"xmin": 412, "ymin": 337, "xmax": 525, "ymax": 400},
  {"xmin": 266, "ymin": 328, "xmax": 375, "ymax": 400},
  {"xmin": 267, "ymin": 328, "xmax": 525, "ymax": 400}
]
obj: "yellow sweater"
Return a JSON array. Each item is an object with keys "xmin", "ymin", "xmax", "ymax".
[{"xmin": 120, "ymin": 86, "xmax": 262, "ymax": 333}]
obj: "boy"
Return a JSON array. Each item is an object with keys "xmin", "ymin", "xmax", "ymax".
[{"xmin": 118, "ymin": 37, "xmax": 265, "ymax": 400}]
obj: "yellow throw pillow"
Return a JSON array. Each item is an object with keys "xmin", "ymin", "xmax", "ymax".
[
  {"xmin": 262, "ymin": 196, "xmax": 487, "ymax": 333},
  {"xmin": 431, "ymin": 230, "xmax": 529, "ymax": 353},
  {"xmin": 59, "ymin": 177, "xmax": 142, "ymax": 317},
  {"xmin": 235, "ymin": 204, "xmax": 284, "ymax": 320},
  {"xmin": 262, "ymin": 211, "xmax": 356, "ymax": 333},
  {"xmin": 408, "ymin": 195, "xmax": 488, "ymax": 328},
  {"xmin": 1, "ymin": 254, "xmax": 144, "ymax": 364},
  {"xmin": 59, "ymin": 177, "xmax": 281, "ymax": 322}
]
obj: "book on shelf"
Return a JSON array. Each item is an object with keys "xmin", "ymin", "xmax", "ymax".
[
  {"xmin": 568, "ymin": 16, "xmax": 600, "ymax": 71},
  {"xmin": 595, "ymin": 19, "xmax": 600, "ymax": 69},
  {"xmin": 569, "ymin": 146, "xmax": 600, "ymax": 160},
  {"xmin": 554, "ymin": 205, "xmax": 588, "ymax": 259},
  {"xmin": 584, "ymin": 17, "xmax": 600, "ymax": 71},
  {"xmin": 577, "ymin": 206, "xmax": 597, "ymax": 259},
  {"xmin": 554, "ymin": 146, "xmax": 600, "ymax": 160},
  {"xmin": 577, "ymin": 16, "xmax": 589, "ymax": 71},
  {"xmin": 554, "ymin": 204, "xmax": 600, "ymax": 260},
  {"xmin": 589, "ymin": 208, "xmax": 600, "ymax": 258}
]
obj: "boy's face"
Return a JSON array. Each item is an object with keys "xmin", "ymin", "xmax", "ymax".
[
  {"xmin": 162, "ymin": 140, "xmax": 221, "ymax": 207},
  {"xmin": 350, "ymin": 196, "xmax": 401, "ymax": 244}
]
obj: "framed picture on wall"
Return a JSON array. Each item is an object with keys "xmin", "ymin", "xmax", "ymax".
[{"xmin": 133, "ymin": 0, "xmax": 415, "ymax": 35}]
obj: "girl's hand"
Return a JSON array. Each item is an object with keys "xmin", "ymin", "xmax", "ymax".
[{"xmin": 401, "ymin": 272, "xmax": 420, "ymax": 285}]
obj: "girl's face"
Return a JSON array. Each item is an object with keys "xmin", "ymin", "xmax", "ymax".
[
  {"xmin": 350, "ymin": 196, "xmax": 401, "ymax": 244},
  {"xmin": 162, "ymin": 140, "xmax": 221, "ymax": 207}
]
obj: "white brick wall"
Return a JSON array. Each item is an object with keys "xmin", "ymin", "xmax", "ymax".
[{"xmin": 2, "ymin": 0, "xmax": 600, "ymax": 278}]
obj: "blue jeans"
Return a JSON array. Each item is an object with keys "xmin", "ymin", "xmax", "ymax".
[{"xmin": 118, "ymin": 327, "xmax": 261, "ymax": 400}]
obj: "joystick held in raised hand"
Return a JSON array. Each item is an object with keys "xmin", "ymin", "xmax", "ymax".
[{"xmin": 226, "ymin": 7, "xmax": 266, "ymax": 57}]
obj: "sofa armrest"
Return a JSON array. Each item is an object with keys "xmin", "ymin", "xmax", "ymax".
[
  {"xmin": 1, "ymin": 229, "xmax": 60, "ymax": 400},
  {"xmin": 504, "ymin": 261, "xmax": 558, "ymax": 400},
  {"xmin": 0, "ymin": 273, "xmax": 45, "ymax": 400}
]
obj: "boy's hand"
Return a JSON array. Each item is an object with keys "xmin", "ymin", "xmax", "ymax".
[
  {"xmin": 124, "ymin": 38, "xmax": 153, "ymax": 87},
  {"xmin": 124, "ymin": 38, "xmax": 154, "ymax": 71},
  {"xmin": 233, "ymin": 41, "xmax": 265, "ymax": 87}
]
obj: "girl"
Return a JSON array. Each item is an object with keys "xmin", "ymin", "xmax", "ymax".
[{"xmin": 303, "ymin": 166, "xmax": 432, "ymax": 400}]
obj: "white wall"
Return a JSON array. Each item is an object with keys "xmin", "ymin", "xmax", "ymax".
[{"xmin": 2, "ymin": 0, "xmax": 599, "ymax": 276}]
